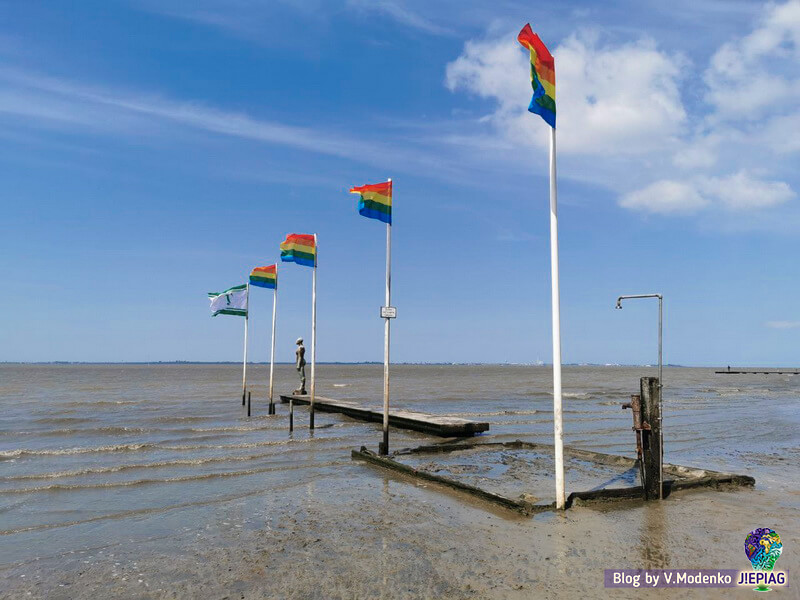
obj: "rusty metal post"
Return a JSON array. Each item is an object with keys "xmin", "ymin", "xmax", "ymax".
[{"xmin": 622, "ymin": 393, "xmax": 649, "ymax": 497}]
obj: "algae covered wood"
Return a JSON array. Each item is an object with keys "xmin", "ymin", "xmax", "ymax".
[{"xmin": 280, "ymin": 394, "xmax": 489, "ymax": 436}]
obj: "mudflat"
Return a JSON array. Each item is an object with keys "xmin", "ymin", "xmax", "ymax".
[{"xmin": 1, "ymin": 364, "xmax": 797, "ymax": 598}]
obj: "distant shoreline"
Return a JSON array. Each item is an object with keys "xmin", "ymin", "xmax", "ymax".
[{"xmin": 2, "ymin": 361, "xmax": 692, "ymax": 367}]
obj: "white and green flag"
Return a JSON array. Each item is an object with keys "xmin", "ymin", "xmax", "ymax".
[{"xmin": 208, "ymin": 284, "xmax": 248, "ymax": 317}]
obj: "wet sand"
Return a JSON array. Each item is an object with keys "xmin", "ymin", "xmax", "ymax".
[
  {"xmin": 3, "ymin": 472, "xmax": 797, "ymax": 599},
  {"xmin": 1, "ymin": 365, "xmax": 798, "ymax": 598}
]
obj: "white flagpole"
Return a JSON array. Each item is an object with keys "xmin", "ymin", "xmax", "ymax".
[
  {"xmin": 310, "ymin": 234, "xmax": 317, "ymax": 429},
  {"xmin": 549, "ymin": 126, "xmax": 565, "ymax": 509},
  {"xmin": 242, "ymin": 283, "xmax": 250, "ymax": 405},
  {"xmin": 269, "ymin": 266, "xmax": 278, "ymax": 415},
  {"xmin": 381, "ymin": 178, "xmax": 392, "ymax": 455}
]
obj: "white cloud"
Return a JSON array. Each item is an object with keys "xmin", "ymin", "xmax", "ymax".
[
  {"xmin": 620, "ymin": 180, "xmax": 708, "ymax": 214},
  {"xmin": 766, "ymin": 320, "xmax": 800, "ymax": 329},
  {"xmin": 701, "ymin": 171, "xmax": 795, "ymax": 210},
  {"xmin": 760, "ymin": 111, "xmax": 800, "ymax": 153},
  {"xmin": 445, "ymin": 31, "xmax": 687, "ymax": 155},
  {"xmin": 704, "ymin": 0, "xmax": 800, "ymax": 118},
  {"xmin": 554, "ymin": 34, "xmax": 687, "ymax": 154},
  {"xmin": 620, "ymin": 171, "xmax": 795, "ymax": 214},
  {"xmin": 672, "ymin": 132, "xmax": 725, "ymax": 169}
]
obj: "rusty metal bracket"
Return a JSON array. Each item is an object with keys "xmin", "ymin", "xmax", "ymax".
[{"xmin": 622, "ymin": 394, "xmax": 649, "ymax": 489}]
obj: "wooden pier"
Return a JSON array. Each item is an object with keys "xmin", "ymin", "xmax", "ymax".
[
  {"xmin": 716, "ymin": 369, "xmax": 800, "ymax": 375},
  {"xmin": 279, "ymin": 394, "xmax": 489, "ymax": 437}
]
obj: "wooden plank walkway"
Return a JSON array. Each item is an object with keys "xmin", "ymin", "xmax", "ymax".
[
  {"xmin": 279, "ymin": 394, "xmax": 489, "ymax": 437},
  {"xmin": 716, "ymin": 369, "xmax": 800, "ymax": 375}
]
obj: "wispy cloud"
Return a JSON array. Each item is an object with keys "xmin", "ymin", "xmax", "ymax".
[
  {"xmin": 766, "ymin": 321, "xmax": 800, "ymax": 329},
  {"xmin": 494, "ymin": 228, "xmax": 536, "ymax": 242},
  {"xmin": 0, "ymin": 68, "xmax": 363, "ymax": 157},
  {"xmin": 346, "ymin": 0, "xmax": 454, "ymax": 36},
  {"xmin": 620, "ymin": 172, "xmax": 796, "ymax": 215},
  {"xmin": 0, "ymin": 68, "xmax": 480, "ymax": 185},
  {"xmin": 134, "ymin": 0, "xmax": 458, "ymax": 40},
  {"xmin": 129, "ymin": 0, "xmax": 329, "ymax": 42}
]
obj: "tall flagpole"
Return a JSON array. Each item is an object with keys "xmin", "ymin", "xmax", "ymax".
[
  {"xmin": 380, "ymin": 178, "xmax": 392, "ymax": 455},
  {"xmin": 268, "ymin": 266, "xmax": 278, "ymax": 415},
  {"xmin": 549, "ymin": 126, "xmax": 565, "ymax": 510},
  {"xmin": 310, "ymin": 234, "xmax": 317, "ymax": 429},
  {"xmin": 242, "ymin": 283, "xmax": 250, "ymax": 405}
]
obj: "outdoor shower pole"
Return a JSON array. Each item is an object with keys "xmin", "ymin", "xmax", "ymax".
[{"xmin": 616, "ymin": 293, "xmax": 663, "ymax": 499}]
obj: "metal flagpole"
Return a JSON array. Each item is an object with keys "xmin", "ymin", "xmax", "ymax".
[
  {"xmin": 658, "ymin": 295, "xmax": 663, "ymax": 500},
  {"xmin": 380, "ymin": 178, "xmax": 392, "ymax": 455},
  {"xmin": 242, "ymin": 283, "xmax": 250, "ymax": 406},
  {"xmin": 269, "ymin": 266, "xmax": 278, "ymax": 415},
  {"xmin": 549, "ymin": 126, "xmax": 566, "ymax": 510},
  {"xmin": 310, "ymin": 234, "xmax": 317, "ymax": 429}
]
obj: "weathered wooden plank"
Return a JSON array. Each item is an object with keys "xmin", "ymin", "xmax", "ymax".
[
  {"xmin": 280, "ymin": 394, "xmax": 489, "ymax": 437},
  {"xmin": 567, "ymin": 486, "xmax": 644, "ymax": 506},
  {"xmin": 667, "ymin": 474, "xmax": 755, "ymax": 490},
  {"xmin": 351, "ymin": 447, "xmax": 553, "ymax": 515}
]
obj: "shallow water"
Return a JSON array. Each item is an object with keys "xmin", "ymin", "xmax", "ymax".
[
  {"xmin": 400, "ymin": 445, "xmax": 644, "ymax": 500},
  {"xmin": 1, "ymin": 364, "xmax": 798, "ymax": 597}
]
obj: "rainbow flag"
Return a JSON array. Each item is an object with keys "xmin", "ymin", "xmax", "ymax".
[
  {"xmin": 518, "ymin": 24, "xmax": 555, "ymax": 128},
  {"xmin": 280, "ymin": 234, "xmax": 316, "ymax": 267},
  {"xmin": 350, "ymin": 180, "xmax": 392, "ymax": 224},
  {"xmin": 250, "ymin": 264, "xmax": 277, "ymax": 289}
]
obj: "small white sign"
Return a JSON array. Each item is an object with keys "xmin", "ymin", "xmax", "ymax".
[{"xmin": 380, "ymin": 306, "xmax": 397, "ymax": 319}]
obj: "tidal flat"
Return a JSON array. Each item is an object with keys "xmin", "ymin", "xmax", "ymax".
[{"xmin": 1, "ymin": 364, "xmax": 797, "ymax": 598}]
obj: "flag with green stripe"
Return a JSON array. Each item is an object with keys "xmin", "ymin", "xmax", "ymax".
[{"xmin": 208, "ymin": 284, "xmax": 248, "ymax": 317}]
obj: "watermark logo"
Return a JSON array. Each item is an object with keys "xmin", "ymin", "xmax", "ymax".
[
  {"xmin": 742, "ymin": 528, "xmax": 784, "ymax": 592},
  {"xmin": 604, "ymin": 527, "xmax": 788, "ymax": 590}
]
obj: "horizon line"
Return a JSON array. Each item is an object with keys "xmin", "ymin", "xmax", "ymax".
[{"xmin": 2, "ymin": 361, "xmax": 703, "ymax": 367}]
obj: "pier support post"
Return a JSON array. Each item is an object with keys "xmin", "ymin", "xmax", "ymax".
[
  {"xmin": 639, "ymin": 377, "xmax": 662, "ymax": 500},
  {"xmin": 247, "ymin": 391, "xmax": 251, "ymax": 418}
]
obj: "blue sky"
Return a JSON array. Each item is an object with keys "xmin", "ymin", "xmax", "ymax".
[{"xmin": 1, "ymin": 0, "xmax": 799, "ymax": 365}]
